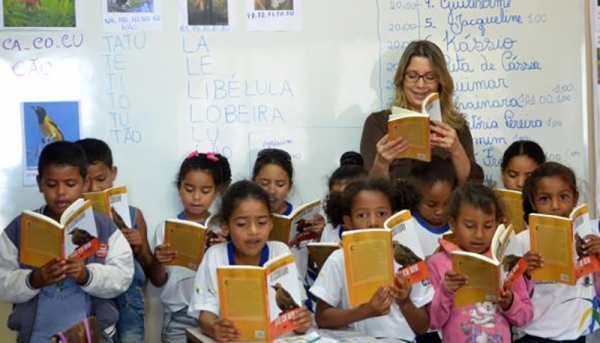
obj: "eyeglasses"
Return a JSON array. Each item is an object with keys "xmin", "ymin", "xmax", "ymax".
[
  {"xmin": 404, "ymin": 71, "xmax": 438, "ymax": 85},
  {"xmin": 257, "ymin": 148, "xmax": 292, "ymax": 162}
]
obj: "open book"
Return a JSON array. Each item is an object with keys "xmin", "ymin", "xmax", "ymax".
[
  {"xmin": 387, "ymin": 92, "xmax": 441, "ymax": 162},
  {"xmin": 495, "ymin": 189, "xmax": 526, "ymax": 233},
  {"xmin": 307, "ymin": 242, "xmax": 340, "ymax": 271},
  {"xmin": 342, "ymin": 229, "xmax": 394, "ymax": 307},
  {"xmin": 270, "ymin": 200, "xmax": 321, "ymax": 247},
  {"xmin": 163, "ymin": 217, "xmax": 213, "ymax": 271},
  {"xmin": 218, "ymin": 253, "xmax": 303, "ymax": 341},
  {"xmin": 20, "ymin": 199, "xmax": 100, "ymax": 268},
  {"xmin": 451, "ymin": 224, "xmax": 526, "ymax": 307},
  {"xmin": 384, "ymin": 210, "xmax": 430, "ymax": 284},
  {"xmin": 529, "ymin": 204, "xmax": 600, "ymax": 285},
  {"xmin": 83, "ymin": 186, "xmax": 132, "ymax": 230},
  {"xmin": 51, "ymin": 317, "xmax": 100, "ymax": 343}
]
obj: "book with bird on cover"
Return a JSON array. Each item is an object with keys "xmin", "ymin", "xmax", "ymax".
[
  {"xmin": 217, "ymin": 253, "xmax": 303, "ymax": 341},
  {"xmin": 51, "ymin": 316, "xmax": 101, "ymax": 343},
  {"xmin": 270, "ymin": 199, "xmax": 321, "ymax": 247},
  {"xmin": 495, "ymin": 189, "xmax": 526, "ymax": 234},
  {"xmin": 529, "ymin": 204, "xmax": 600, "ymax": 285},
  {"xmin": 384, "ymin": 210, "xmax": 430, "ymax": 285},
  {"xmin": 307, "ymin": 242, "xmax": 340, "ymax": 271},
  {"xmin": 83, "ymin": 186, "xmax": 132, "ymax": 230},
  {"xmin": 451, "ymin": 224, "xmax": 526, "ymax": 307},
  {"xmin": 20, "ymin": 198, "xmax": 100, "ymax": 268},
  {"xmin": 163, "ymin": 217, "xmax": 213, "ymax": 271}
]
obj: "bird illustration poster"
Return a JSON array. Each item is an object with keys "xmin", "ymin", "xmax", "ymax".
[
  {"xmin": 22, "ymin": 101, "xmax": 80, "ymax": 186},
  {"xmin": 1, "ymin": 0, "xmax": 81, "ymax": 29},
  {"xmin": 102, "ymin": 0, "xmax": 163, "ymax": 32},
  {"xmin": 178, "ymin": 0, "xmax": 234, "ymax": 32},
  {"xmin": 246, "ymin": 0, "xmax": 302, "ymax": 32}
]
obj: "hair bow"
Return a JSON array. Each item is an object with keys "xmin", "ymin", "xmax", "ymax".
[
  {"xmin": 207, "ymin": 152, "xmax": 219, "ymax": 162},
  {"xmin": 186, "ymin": 150, "xmax": 199, "ymax": 160}
]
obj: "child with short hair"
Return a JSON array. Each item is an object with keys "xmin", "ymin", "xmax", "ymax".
[
  {"xmin": 500, "ymin": 140, "xmax": 545, "ymax": 192},
  {"xmin": 310, "ymin": 178, "xmax": 432, "ymax": 340},
  {"xmin": 428, "ymin": 183, "xmax": 533, "ymax": 342},
  {"xmin": 189, "ymin": 180, "xmax": 312, "ymax": 341},
  {"xmin": 148, "ymin": 151, "xmax": 231, "ymax": 343},
  {"xmin": 0, "ymin": 141, "xmax": 133, "ymax": 342},
  {"xmin": 76, "ymin": 138, "xmax": 151, "ymax": 343},
  {"xmin": 515, "ymin": 162, "xmax": 600, "ymax": 342}
]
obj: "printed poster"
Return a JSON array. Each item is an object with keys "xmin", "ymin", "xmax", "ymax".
[
  {"xmin": 246, "ymin": 0, "xmax": 302, "ymax": 32},
  {"xmin": 102, "ymin": 0, "xmax": 163, "ymax": 32},
  {"xmin": 178, "ymin": 0, "xmax": 233, "ymax": 32},
  {"xmin": 0, "ymin": 0, "xmax": 82, "ymax": 29}
]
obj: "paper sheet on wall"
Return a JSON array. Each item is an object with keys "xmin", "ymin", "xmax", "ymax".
[
  {"xmin": 246, "ymin": 0, "xmax": 302, "ymax": 32},
  {"xmin": 102, "ymin": 0, "xmax": 163, "ymax": 32}
]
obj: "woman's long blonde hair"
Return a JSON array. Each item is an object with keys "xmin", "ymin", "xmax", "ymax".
[{"xmin": 392, "ymin": 40, "xmax": 465, "ymax": 129}]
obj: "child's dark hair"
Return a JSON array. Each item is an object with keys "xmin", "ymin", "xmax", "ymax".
[
  {"xmin": 252, "ymin": 148, "xmax": 293, "ymax": 183},
  {"xmin": 219, "ymin": 180, "xmax": 272, "ymax": 223},
  {"xmin": 407, "ymin": 156, "xmax": 457, "ymax": 200},
  {"xmin": 328, "ymin": 151, "xmax": 367, "ymax": 190},
  {"xmin": 522, "ymin": 162, "xmax": 578, "ymax": 223},
  {"xmin": 75, "ymin": 138, "xmax": 113, "ymax": 167},
  {"xmin": 176, "ymin": 152, "xmax": 232, "ymax": 193},
  {"xmin": 38, "ymin": 141, "xmax": 88, "ymax": 179},
  {"xmin": 446, "ymin": 183, "xmax": 505, "ymax": 222},
  {"xmin": 501, "ymin": 140, "xmax": 546, "ymax": 171},
  {"xmin": 324, "ymin": 178, "xmax": 419, "ymax": 226}
]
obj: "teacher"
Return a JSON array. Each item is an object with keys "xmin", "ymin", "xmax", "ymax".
[{"xmin": 360, "ymin": 40, "xmax": 483, "ymax": 183}]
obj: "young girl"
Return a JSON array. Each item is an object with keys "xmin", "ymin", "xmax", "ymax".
[
  {"xmin": 148, "ymin": 151, "xmax": 231, "ymax": 343},
  {"xmin": 428, "ymin": 183, "xmax": 533, "ymax": 342},
  {"xmin": 188, "ymin": 180, "xmax": 312, "ymax": 341},
  {"xmin": 407, "ymin": 156, "xmax": 457, "ymax": 257},
  {"xmin": 500, "ymin": 140, "xmax": 545, "ymax": 191},
  {"xmin": 322, "ymin": 151, "xmax": 368, "ymax": 243},
  {"xmin": 515, "ymin": 162, "xmax": 600, "ymax": 342},
  {"xmin": 310, "ymin": 178, "xmax": 433, "ymax": 340}
]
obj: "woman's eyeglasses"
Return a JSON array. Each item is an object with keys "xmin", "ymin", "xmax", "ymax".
[{"xmin": 404, "ymin": 71, "xmax": 438, "ymax": 85}]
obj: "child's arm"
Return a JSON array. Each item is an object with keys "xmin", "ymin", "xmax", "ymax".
[
  {"xmin": 498, "ymin": 277, "xmax": 533, "ymax": 327},
  {"xmin": 315, "ymin": 287, "xmax": 392, "ymax": 329},
  {"xmin": 391, "ymin": 273, "xmax": 429, "ymax": 335},
  {"xmin": 199, "ymin": 311, "xmax": 240, "ymax": 342},
  {"xmin": 582, "ymin": 234, "xmax": 600, "ymax": 297},
  {"xmin": 121, "ymin": 209, "xmax": 153, "ymax": 274},
  {"xmin": 148, "ymin": 244, "xmax": 176, "ymax": 287},
  {"xmin": 428, "ymin": 257, "xmax": 467, "ymax": 330},
  {"xmin": 292, "ymin": 307, "xmax": 313, "ymax": 334}
]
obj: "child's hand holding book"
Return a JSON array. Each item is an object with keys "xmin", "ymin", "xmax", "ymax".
[
  {"xmin": 582, "ymin": 234, "xmax": 600, "ymax": 256},
  {"xmin": 363, "ymin": 287, "xmax": 393, "ymax": 318},
  {"xmin": 154, "ymin": 244, "xmax": 177, "ymax": 264},
  {"xmin": 443, "ymin": 270, "xmax": 468, "ymax": 293},
  {"xmin": 64, "ymin": 258, "xmax": 89, "ymax": 284},
  {"xmin": 522, "ymin": 251, "xmax": 543, "ymax": 278},
  {"xmin": 292, "ymin": 307, "xmax": 312, "ymax": 334},
  {"xmin": 391, "ymin": 272, "xmax": 412, "ymax": 306},
  {"xmin": 498, "ymin": 289, "xmax": 514, "ymax": 311},
  {"xmin": 213, "ymin": 319, "xmax": 240, "ymax": 342},
  {"xmin": 29, "ymin": 258, "xmax": 67, "ymax": 288}
]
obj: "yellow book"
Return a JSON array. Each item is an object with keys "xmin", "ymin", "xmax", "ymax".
[
  {"xmin": 51, "ymin": 317, "xmax": 100, "ymax": 343},
  {"xmin": 529, "ymin": 204, "xmax": 600, "ymax": 285},
  {"xmin": 270, "ymin": 199, "xmax": 321, "ymax": 246},
  {"xmin": 306, "ymin": 242, "xmax": 339, "ymax": 271},
  {"xmin": 495, "ymin": 189, "xmax": 526, "ymax": 233},
  {"xmin": 387, "ymin": 92, "xmax": 441, "ymax": 162},
  {"xmin": 83, "ymin": 186, "xmax": 131, "ymax": 229},
  {"xmin": 163, "ymin": 218, "xmax": 210, "ymax": 271},
  {"xmin": 342, "ymin": 229, "xmax": 394, "ymax": 307},
  {"xmin": 20, "ymin": 199, "xmax": 100, "ymax": 268},
  {"xmin": 218, "ymin": 253, "xmax": 303, "ymax": 341},
  {"xmin": 452, "ymin": 224, "xmax": 526, "ymax": 307}
]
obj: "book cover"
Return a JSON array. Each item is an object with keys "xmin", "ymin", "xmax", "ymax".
[
  {"xmin": 270, "ymin": 199, "xmax": 321, "ymax": 246},
  {"xmin": 163, "ymin": 219, "xmax": 208, "ymax": 270},
  {"xmin": 83, "ymin": 186, "xmax": 132, "ymax": 229},
  {"xmin": 495, "ymin": 189, "xmax": 526, "ymax": 234}
]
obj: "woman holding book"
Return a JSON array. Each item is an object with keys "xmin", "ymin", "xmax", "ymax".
[{"xmin": 360, "ymin": 40, "xmax": 483, "ymax": 183}]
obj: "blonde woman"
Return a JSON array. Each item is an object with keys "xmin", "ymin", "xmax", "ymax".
[{"xmin": 361, "ymin": 40, "xmax": 483, "ymax": 184}]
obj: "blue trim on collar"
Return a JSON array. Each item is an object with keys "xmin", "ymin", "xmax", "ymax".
[
  {"xmin": 177, "ymin": 211, "xmax": 210, "ymax": 225},
  {"xmin": 414, "ymin": 214, "xmax": 450, "ymax": 234},
  {"xmin": 282, "ymin": 202, "xmax": 293, "ymax": 216},
  {"xmin": 227, "ymin": 241, "xmax": 270, "ymax": 267},
  {"xmin": 337, "ymin": 225, "xmax": 344, "ymax": 240}
]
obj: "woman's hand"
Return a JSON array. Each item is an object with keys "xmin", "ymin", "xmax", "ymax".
[{"xmin": 430, "ymin": 120, "xmax": 460, "ymax": 153}]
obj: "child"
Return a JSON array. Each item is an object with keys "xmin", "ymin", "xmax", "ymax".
[
  {"xmin": 427, "ymin": 183, "xmax": 533, "ymax": 342},
  {"xmin": 310, "ymin": 178, "xmax": 433, "ymax": 340},
  {"xmin": 148, "ymin": 151, "xmax": 231, "ymax": 343},
  {"xmin": 0, "ymin": 141, "xmax": 133, "ymax": 342},
  {"xmin": 500, "ymin": 140, "xmax": 545, "ymax": 192},
  {"xmin": 515, "ymin": 162, "xmax": 600, "ymax": 342},
  {"xmin": 322, "ymin": 151, "xmax": 368, "ymax": 243},
  {"xmin": 188, "ymin": 180, "xmax": 312, "ymax": 341},
  {"xmin": 76, "ymin": 138, "xmax": 151, "ymax": 343},
  {"xmin": 407, "ymin": 156, "xmax": 457, "ymax": 257}
]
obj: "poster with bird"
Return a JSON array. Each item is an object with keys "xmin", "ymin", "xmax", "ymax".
[
  {"xmin": 1, "ymin": 0, "xmax": 78, "ymax": 28},
  {"xmin": 102, "ymin": 0, "xmax": 163, "ymax": 32},
  {"xmin": 22, "ymin": 101, "xmax": 80, "ymax": 186}
]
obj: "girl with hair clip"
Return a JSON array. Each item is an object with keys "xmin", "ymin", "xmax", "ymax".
[
  {"xmin": 500, "ymin": 140, "xmax": 546, "ymax": 192},
  {"xmin": 361, "ymin": 40, "xmax": 483, "ymax": 184},
  {"xmin": 148, "ymin": 151, "xmax": 231, "ymax": 343}
]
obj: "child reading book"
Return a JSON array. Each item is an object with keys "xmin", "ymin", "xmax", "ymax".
[
  {"xmin": 500, "ymin": 140, "xmax": 545, "ymax": 192},
  {"xmin": 427, "ymin": 183, "xmax": 532, "ymax": 342},
  {"xmin": 148, "ymin": 151, "xmax": 231, "ymax": 343},
  {"xmin": 310, "ymin": 178, "xmax": 433, "ymax": 340},
  {"xmin": 0, "ymin": 142, "xmax": 133, "ymax": 342},
  {"xmin": 189, "ymin": 180, "xmax": 312, "ymax": 341}
]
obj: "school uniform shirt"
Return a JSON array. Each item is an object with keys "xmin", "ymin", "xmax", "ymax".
[
  {"xmin": 513, "ymin": 230, "xmax": 600, "ymax": 340},
  {"xmin": 309, "ymin": 249, "xmax": 434, "ymax": 340},
  {"xmin": 320, "ymin": 224, "xmax": 342, "ymax": 244},
  {"xmin": 188, "ymin": 241, "xmax": 305, "ymax": 318},
  {"xmin": 413, "ymin": 214, "xmax": 450, "ymax": 257}
]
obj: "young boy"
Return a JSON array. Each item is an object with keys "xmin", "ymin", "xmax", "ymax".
[
  {"xmin": 0, "ymin": 141, "xmax": 133, "ymax": 342},
  {"xmin": 76, "ymin": 138, "xmax": 152, "ymax": 343}
]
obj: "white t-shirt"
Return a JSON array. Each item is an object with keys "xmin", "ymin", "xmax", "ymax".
[
  {"xmin": 188, "ymin": 241, "xmax": 305, "ymax": 318},
  {"xmin": 514, "ymin": 230, "xmax": 599, "ymax": 340},
  {"xmin": 320, "ymin": 224, "xmax": 342, "ymax": 244},
  {"xmin": 413, "ymin": 215, "xmax": 450, "ymax": 258},
  {"xmin": 309, "ymin": 249, "xmax": 434, "ymax": 340}
]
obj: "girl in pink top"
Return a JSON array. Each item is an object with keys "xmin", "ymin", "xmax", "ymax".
[{"xmin": 427, "ymin": 183, "xmax": 533, "ymax": 342}]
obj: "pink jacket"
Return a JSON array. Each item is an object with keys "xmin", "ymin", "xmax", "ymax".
[{"xmin": 427, "ymin": 242, "xmax": 533, "ymax": 343}]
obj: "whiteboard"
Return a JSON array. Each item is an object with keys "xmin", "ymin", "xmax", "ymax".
[{"xmin": 0, "ymin": 0, "xmax": 592, "ymax": 341}]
